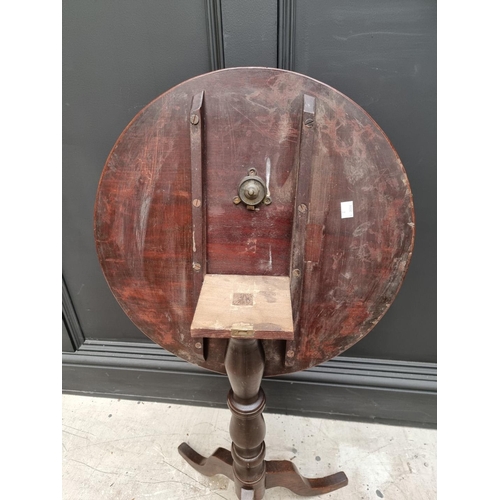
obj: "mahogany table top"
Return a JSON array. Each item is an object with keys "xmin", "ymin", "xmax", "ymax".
[{"xmin": 94, "ymin": 67, "xmax": 415, "ymax": 376}]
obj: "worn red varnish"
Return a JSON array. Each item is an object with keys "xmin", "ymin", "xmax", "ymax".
[{"xmin": 94, "ymin": 68, "xmax": 415, "ymax": 377}]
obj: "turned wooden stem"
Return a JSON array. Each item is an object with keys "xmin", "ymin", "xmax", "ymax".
[{"xmin": 225, "ymin": 338, "xmax": 266, "ymax": 500}]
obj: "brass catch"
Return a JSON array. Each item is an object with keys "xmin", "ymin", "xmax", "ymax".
[{"xmin": 230, "ymin": 324, "xmax": 255, "ymax": 338}]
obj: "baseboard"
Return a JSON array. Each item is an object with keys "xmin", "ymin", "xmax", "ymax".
[{"xmin": 62, "ymin": 340, "xmax": 436, "ymax": 428}]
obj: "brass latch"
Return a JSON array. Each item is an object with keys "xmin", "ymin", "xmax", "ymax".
[
  {"xmin": 230, "ymin": 323, "xmax": 255, "ymax": 338},
  {"xmin": 233, "ymin": 164, "xmax": 272, "ymax": 210}
]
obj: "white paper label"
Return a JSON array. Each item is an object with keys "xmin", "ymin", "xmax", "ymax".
[{"xmin": 340, "ymin": 201, "xmax": 354, "ymax": 219}]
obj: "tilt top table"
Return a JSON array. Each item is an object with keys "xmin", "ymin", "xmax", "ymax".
[{"xmin": 94, "ymin": 67, "xmax": 415, "ymax": 499}]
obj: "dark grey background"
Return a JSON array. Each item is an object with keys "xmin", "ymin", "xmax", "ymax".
[
  {"xmin": 63, "ymin": 0, "xmax": 212, "ymax": 342},
  {"xmin": 63, "ymin": 0, "xmax": 436, "ymax": 426}
]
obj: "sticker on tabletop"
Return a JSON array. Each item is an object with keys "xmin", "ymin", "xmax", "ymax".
[{"xmin": 340, "ymin": 201, "xmax": 354, "ymax": 219}]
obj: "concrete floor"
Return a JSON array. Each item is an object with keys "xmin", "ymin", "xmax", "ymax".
[{"xmin": 62, "ymin": 395, "xmax": 436, "ymax": 500}]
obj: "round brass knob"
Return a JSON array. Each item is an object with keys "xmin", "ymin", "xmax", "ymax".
[
  {"xmin": 238, "ymin": 175, "xmax": 266, "ymax": 206},
  {"xmin": 244, "ymin": 181, "xmax": 261, "ymax": 200}
]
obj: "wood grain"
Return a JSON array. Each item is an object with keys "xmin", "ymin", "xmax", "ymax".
[
  {"xmin": 94, "ymin": 67, "xmax": 415, "ymax": 376},
  {"xmin": 190, "ymin": 275, "xmax": 294, "ymax": 340}
]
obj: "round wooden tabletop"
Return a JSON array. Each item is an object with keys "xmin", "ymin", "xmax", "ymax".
[{"xmin": 94, "ymin": 68, "xmax": 415, "ymax": 376}]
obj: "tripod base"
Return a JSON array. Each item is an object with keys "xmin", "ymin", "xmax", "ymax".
[
  {"xmin": 179, "ymin": 443, "xmax": 348, "ymax": 499},
  {"xmin": 178, "ymin": 338, "xmax": 348, "ymax": 499}
]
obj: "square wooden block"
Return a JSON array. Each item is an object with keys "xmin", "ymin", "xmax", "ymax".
[{"xmin": 190, "ymin": 274, "xmax": 294, "ymax": 340}]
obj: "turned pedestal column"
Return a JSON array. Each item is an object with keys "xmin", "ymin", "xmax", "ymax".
[{"xmin": 226, "ymin": 338, "xmax": 267, "ymax": 499}]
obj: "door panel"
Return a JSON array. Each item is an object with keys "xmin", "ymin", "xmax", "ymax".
[
  {"xmin": 63, "ymin": 0, "xmax": 212, "ymax": 342},
  {"xmin": 221, "ymin": 0, "xmax": 278, "ymax": 67}
]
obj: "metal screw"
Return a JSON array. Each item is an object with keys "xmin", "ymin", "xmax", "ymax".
[
  {"xmin": 190, "ymin": 114, "xmax": 199, "ymax": 125},
  {"xmin": 264, "ymin": 196, "xmax": 272, "ymax": 205},
  {"xmin": 192, "ymin": 199, "xmax": 201, "ymax": 207},
  {"xmin": 286, "ymin": 350, "xmax": 295, "ymax": 358},
  {"xmin": 248, "ymin": 168, "xmax": 257, "ymax": 176},
  {"xmin": 293, "ymin": 269, "xmax": 301, "ymax": 277},
  {"xmin": 193, "ymin": 263, "xmax": 201, "ymax": 271},
  {"xmin": 233, "ymin": 196, "xmax": 241, "ymax": 205},
  {"xmin": 304, "ymin": 118, "xmax": 314, "ymax": 128},
  {"xmin": 195, "ymin": 342, "xmax": 202, "ymax": 349},
  {"xmin": 298, "ymin": 203, "xmax": 307, "ymax": 213}
]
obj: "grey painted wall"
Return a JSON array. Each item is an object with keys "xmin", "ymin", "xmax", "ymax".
[{"xmin": 63, "ymin": 0, "xmax": 212, "ymax": 342}]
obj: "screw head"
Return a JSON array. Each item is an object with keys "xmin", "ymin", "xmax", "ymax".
[
  {"xmin": 304, "ymin": 118, "xmax": 314, "ymax": 128},
  {"xmin": 192, "ymin": 199, "xmax": 201, "ymax": 207},
  {"xmin": 286, "ymin": 350, "xmax": 295, "ymax": 358},
  {"xmin": 190, "ymin": 114, "xmax": 199, "ymax": 125},
  {"xmin": 264, "ymin": 196, "xmax": 272, "ymax": 205},
  {"xmin": 195, "ymin": 342, "xmax": 202, "ymax": 349},
  {"xmin": 248, "ymin": 168, "xmax": 257, "ymax": 176},
  {"xmin": 233, "ymin": 196, "xmax": 241, "ymax": 205},
  {"xmin": 193, "ymin": 262, "xmax": 201, "ymax": 271},
  {"xmin": 298, "ymin": 203, "xmax": 307, "ymax": 213},
  {"xmin": 293, "ymin": 269, "xmax": 301, "ymax": 277}
]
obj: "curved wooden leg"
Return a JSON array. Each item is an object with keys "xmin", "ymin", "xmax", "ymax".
[
  {"xmin": 265, "ymin": 460, "xmax": 348, "ymax": 497},
  {"xmin": 178, "ymin": 443, "xmax": 234, "ymax": 481}
]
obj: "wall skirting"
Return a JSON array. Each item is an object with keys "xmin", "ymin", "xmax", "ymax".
[{"xmin": 63, "ymin": 340, "xmax": 436, "ymax": 428}]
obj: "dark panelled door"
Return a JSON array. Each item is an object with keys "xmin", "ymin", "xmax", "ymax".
[{"xmin": 63, "ymin": 0, "xmax": 436, "ymax": 425}]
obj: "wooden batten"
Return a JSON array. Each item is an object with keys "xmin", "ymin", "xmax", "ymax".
[{"xmin": 190, "ymin": 274, "xmax": 294, "ymax": 340}]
